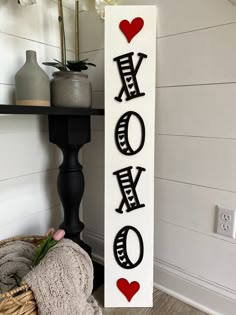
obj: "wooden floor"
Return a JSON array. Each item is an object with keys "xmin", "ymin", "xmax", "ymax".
[{"xmin": 93, "ymin": 286, "xmax": 208, "ymax": 315}]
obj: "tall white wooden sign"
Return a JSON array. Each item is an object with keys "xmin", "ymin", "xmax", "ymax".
[{"xmin": 105, "ymin": 6, "xmax": 156, "ymax": 307}]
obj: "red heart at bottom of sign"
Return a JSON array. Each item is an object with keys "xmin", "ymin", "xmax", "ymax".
[{"xmin": 117, "ymin": 278, "xmax": 140, "ymax": 302}]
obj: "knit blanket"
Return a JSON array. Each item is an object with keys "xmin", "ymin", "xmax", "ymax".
[
  {"xmin": 0, "ymin": 240, "xmax": 35, "ymax": 294},
  {"xmin": 24, "ymin": 239, "xmax": 102, "ymax": 315}
]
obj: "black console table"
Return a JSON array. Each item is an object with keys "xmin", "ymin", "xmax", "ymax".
[{"xmin": 0, "ymin": 105, "xmax": 104, "ymax": 257}]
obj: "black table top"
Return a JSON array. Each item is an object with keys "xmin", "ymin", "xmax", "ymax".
[{"xmin": 0, "ymin": 105, "xmax": 104, "ymax": 116}]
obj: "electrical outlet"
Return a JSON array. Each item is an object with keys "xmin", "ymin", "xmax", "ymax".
[{"xmin": 216, "ymin": 206, "xmax": 236, "ymax": 238}]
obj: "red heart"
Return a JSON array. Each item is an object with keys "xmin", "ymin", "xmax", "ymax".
[
  {"xmin": 119, "ymin": 17, "xmax": 144, "ymax": 43},
  {"xmin": 117, "ymin": 278, "xmax": 140, "ymax": 302}
]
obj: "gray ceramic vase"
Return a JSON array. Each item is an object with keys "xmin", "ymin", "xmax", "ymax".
[
  {"xmin": 15, "ymin": 50, "xmax": 50, "ymax": 106},
  {"xmin": 50, "ymin": 71, "xmax": 92, "ymax": 108}
]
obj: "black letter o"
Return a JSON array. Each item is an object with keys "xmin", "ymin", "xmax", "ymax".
[
  {"xmin": 113, "ymin": 225, "xmax": 144, "ymax": 269},
  {"xmin": 115, "ymin": 111, "xmax": 145, "ymax": 156}
]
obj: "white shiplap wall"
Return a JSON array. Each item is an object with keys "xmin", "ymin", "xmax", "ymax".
[
  {"xmin": 81, "ymin": 1, "xmax": 236, "ymax": 314},
  {"xmin": 0, "ymin": 0, "xmax": 76, "ymax": 239}
]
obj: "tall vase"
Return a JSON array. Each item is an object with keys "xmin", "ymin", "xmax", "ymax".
[{"xmin": 15, "ymin": 50, "xmax": 50, "ymax": 106}]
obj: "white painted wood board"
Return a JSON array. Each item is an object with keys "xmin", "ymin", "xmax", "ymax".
[
  {"xmin": 155, "ymin": 0, "xmax": 236, "ymax": 37},
  {"xmin": 155, "ymin": 178, "xmax": 236, "ymax": 241},
  {"xmin": 155, "ymin": 135, "xmax": 236, "ymax": 192},
  {"xmin": 83, "ymin": 131, "xmax": 104, "ymax": 168},
  {"xmin": 0, "ymin": 205, "xmax": 63, "ymax": 240},
  {"xmin": 83, "ymin": 166, "xmax": 105, "ymax": 236},
  {"xmin": 0, "ymin": 85, "xmax": 15, "ymax": 105},
  {"xmin": 92, "ymin": 91, "xmax": 104, "ymax": 109},
  {"xmin": 79, "ymin": 11, "xmax": 104, "ymax": 53},
  {"xmin": 157, "ymin": 24, "xmax": 236, "ymax": 87},
  {"xmin": 0, "ymin": 114, "xmax": 48, "ymax": 133},
  {"xmin": 80, "ymin": 49, "xmax": 104, "ymax": 92},
  {"xmin": 0, "ymin": 170, "xmax": 59, "ymax": 228},
  {"xmin": 0, "ymin": 131, "xmax": 60, "ymax": 181},
  {"xmin": 105, "ymin": 5, "xmax": 156, "ymax": 307},
  {"xmin": 156, "ymin": 84, "xmax": 236, "ymax": 138}
]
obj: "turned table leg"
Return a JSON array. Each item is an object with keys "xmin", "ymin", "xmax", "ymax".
[{"xmin": 48, "ymin": 115, "xmax": 91, "ymax": 255}]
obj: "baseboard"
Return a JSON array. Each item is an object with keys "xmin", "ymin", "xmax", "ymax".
[
  {"xmin": 83, "ymin": 230, "xmax": 236, "ymax": 315},
  {"xmin": 154, "ymin": 260, "xmax": 236, "ymax": 315},
  {"xmin": 83, "ymin": 229, "xmax": 104, "ymax": 264}
]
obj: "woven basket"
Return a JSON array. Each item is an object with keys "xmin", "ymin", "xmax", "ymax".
[{"xmin": 0, "ymin": 235, "xmax": 43, "ymax": 315}]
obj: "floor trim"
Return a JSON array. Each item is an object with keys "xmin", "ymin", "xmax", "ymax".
[{"xmin": 154, "ymin": 262, "xmax": 236, "ymax": 315}]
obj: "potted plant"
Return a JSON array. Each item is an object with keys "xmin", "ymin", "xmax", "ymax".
[
  {"xmin": 18, "ymin": 0, "xmax": 117, "ymax": 108},
  {"xmin": 43, "ymin": 0, "xmax": 95, "ymax": 108}
]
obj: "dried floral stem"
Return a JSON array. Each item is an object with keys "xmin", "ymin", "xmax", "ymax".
[
  {"xmin": 75, "ymin": 0, "xmax": 79, "ymax": 62},
  {"xmin": 58, "ymin": 0, "xmax": 66, "ymax": 69}
]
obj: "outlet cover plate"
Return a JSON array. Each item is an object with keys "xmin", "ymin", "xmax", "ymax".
[{"xmin": 216, "ymin": 206, "xmax": 236, "ymax": 238}]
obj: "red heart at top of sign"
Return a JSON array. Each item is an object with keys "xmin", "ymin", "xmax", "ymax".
[
  {"xmin": 117, "ymin": 278, "xmax": 140, "ymax": 302},
  {"xmin": 119, "ymin": 17, "xmax": 144, "ymax": 43}
]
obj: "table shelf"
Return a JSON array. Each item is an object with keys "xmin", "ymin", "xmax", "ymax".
[{"xmin": 0, "ymin": 104, "xmax": 104, "ymax": 116}]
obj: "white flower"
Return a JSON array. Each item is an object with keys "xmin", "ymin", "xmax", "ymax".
[
  {"xmin": 82, "ymin": 0, "xmax": 117, "ymax": 19},
  {"xmin": 18, "ymin": 0, "xmax": 36, "ymax": 5},
  {"xmin": 95, "ymin": 0, "xmax": 117, "ymax": 18}
]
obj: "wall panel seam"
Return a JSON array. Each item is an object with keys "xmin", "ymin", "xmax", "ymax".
[
  {"xmin": 0, "ymin": 129, "xmax": 49, "ymax": 135},
  {"xmin": 89, "ymin": 130, "xmax": 236, "ymax": 140},
  {"xmin": 0, "ymin": 203, "xmax": 61, "ymax": 229},
  {"xmin": 0, "ymin": 83, "xmax": 14, "ymax": 87},
  {"xmin": 79, "ymin": 21, "xmax": 236, "ymax": 55},
  {"xmin": 0, "ymin": 129, "xmax": 48, "ymax": 135},
  {"xmin": 80, "ymin": 47, "xmax": 104, "ymax": 54},
  {"xmin": 92, "ymin": 90, "xmax": 104, "ymax": 93},
  {"xmin": 82, "ymin": 172, "xmax": 236, "ymax": 197},
  {"xmin": 0, "ymin": 168, "xmax": 58, "ymax": 183},
  {"xmin": 156, "ymin": 134, "xmax": 236, "ymax": 140},
  {"xmin": 157, "ymin": 82, "xmax": 236, "ymax": 88},
  {"xmin": 155, "ymin": 177, "xmax": 236, "ymax": 195},
  {"xmin": 91, "ymin": 80, "xmax": 236, "ymax": 91},
  {"xmin": 157, "ymin": 218, "xmax": 236, "ymax": 245},
  {"xmin": 157, "ymin": 21, "xmax": 236, "ymax": 40},
  {"xmin": 0, "ymin": 30, "xmax": 74, "ymax": 54}
]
